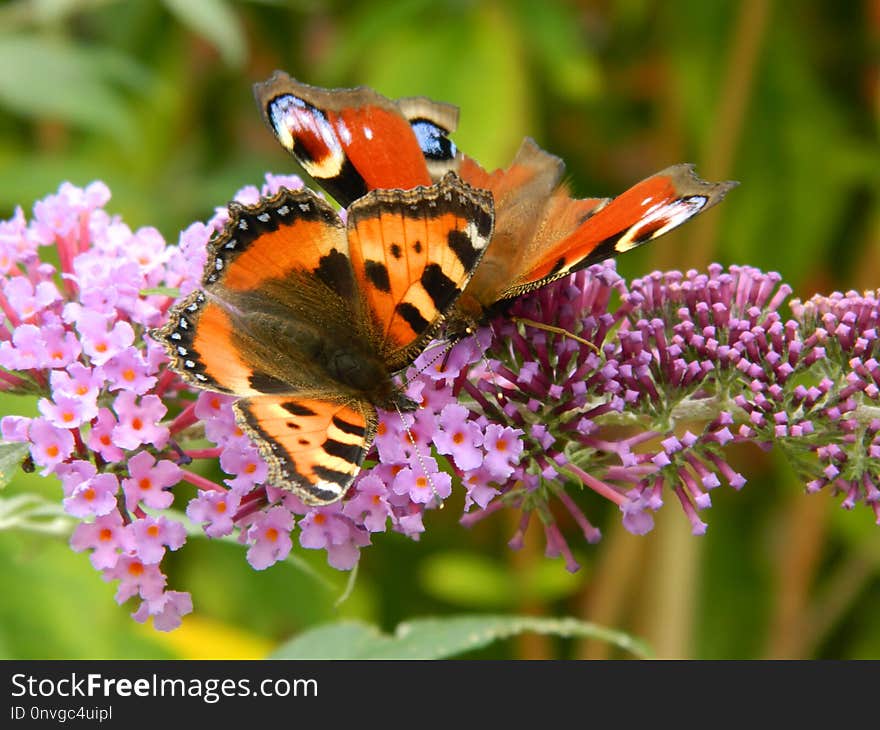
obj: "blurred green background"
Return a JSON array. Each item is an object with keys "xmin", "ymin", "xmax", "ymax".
[{"xmin": 1, "ymin": 0, "xmax": 878, "ymax": 659}]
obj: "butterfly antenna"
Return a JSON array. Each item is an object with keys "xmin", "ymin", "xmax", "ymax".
[
  {"xmin": 511, "ymin": 316, "xmax": 600, "ymax": 354},
  {"xmin": 408, "ymin": 338, "xmax": 456, "ymax": 381},
  {"xmin": 392, "ymin": 399, "xmax": 445, "ymax": 510}
]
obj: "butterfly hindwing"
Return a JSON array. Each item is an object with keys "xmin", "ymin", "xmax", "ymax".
[
  {"xmin": 234, "ymin": 396, "xmax": 375, "ymax": 505},
  {"xmin": 254, "ymin": 71, "xmax": 460, "ymax": 207}
]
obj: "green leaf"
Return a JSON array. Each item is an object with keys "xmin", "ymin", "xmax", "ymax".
[
  {"xmin": 0, "ymin": 493, "xmax": 74, "ymax": 535},
  {"xmin": 0, "ymin": 442, "xmax": 29, "ymax": 489},
  {"xmin": 271, "ymin": 615, "xmax": 651, "ymax": 659},
  {"xmin": 162, "ymin": 0, "xmax": 247, "ymax": 69},
  {"xmin": 0, "ymin": 35, "xmax": 138, "ymax": 145}
]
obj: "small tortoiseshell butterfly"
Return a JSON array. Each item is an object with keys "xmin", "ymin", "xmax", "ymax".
[
  {"xmin": 152, "ymin": 175, "xmax": 493, "ymax": 505},
  {"xmin": 254, "ymin": 73, "xmax": 737, "ymax": 338}
]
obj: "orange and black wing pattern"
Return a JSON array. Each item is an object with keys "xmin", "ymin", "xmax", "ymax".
[
  {"xmin": 449, "ymin": 138, "xmax": 737, "ymax": 335},
  {"xmin": 254, "ymin": 71, "xmax": 461, "ymax": 207},
  {"xmin": 153, "ymin": 175, "xmax": 494, "ymax": 505},
  {"xmin": 509, "ymin": 163, "xmax": 739, "ymax": 293},
  {"xmin": 346, "ymin": 173, "xmax": 494, "ymax": 371},
  {"xmin": 234, "ymin": 396, "xmax": 375, "ymax": 505},
  {"xmin": 152, "ymin": 187, "xmax": 351, "ymax": 396}
]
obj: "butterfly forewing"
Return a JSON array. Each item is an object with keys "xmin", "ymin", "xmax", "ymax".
[
  {"xmin": 514, "ymin": 164, "xmax": 739, "ymax": 289},
  {"xmin": 153, "ymin": 188, "xmax": 357, "ymax": 395},
  {"xmin": 254, "ymin": 71, "xmax": 461, "ymax": 207},
  {"xmin": 345, "ymin": 173, "xmax": 494, "ymax": 371}
]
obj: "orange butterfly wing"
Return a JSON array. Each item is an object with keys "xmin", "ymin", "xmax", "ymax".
[
  {"xmin": 254, "ymin": 72, "xmax": 460, "ymax": 207},
  {"xmin": 346, "ymin": 173, "xmax": 493, "ymax": 370},
  {"xmin": 153, "ymin": 176, "xmax": 493, "ymax": 505},
  {"xmin": 452, "ymin": 139, "xmax": 737, "ymax": 334},
  {"xmin": 234, "ymin": 397, "xmax": 374, "ymax": 505}
]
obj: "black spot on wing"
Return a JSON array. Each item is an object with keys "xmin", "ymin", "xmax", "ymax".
[
  {"xmin": 249, "ymin": 372, "xmax": 291, "ymax": 394},
  {"xmin": 421, "ymin": 263, "xmax": 458, "ymax": 310},
  {"xmin": 365, "ymin": 260, "xmax": 391, "ymax": 293},
  {"xmin": 315, "ymin": 248, "xmax": 355, "ymax": 301},
  {"xmin": 396, "ymin": 302, "xmax": 430, "ymax": 335},
  {"xmin": 447, "ymin": 229, "xmax": 479, "ymax": 272},
  {"xmin": 413, "ymin": 240, "xmax": 423, "ymax": 254},
  {"xmin": 282, "ymin": 401, "xmax": 317, "ymax": 417},
  {"xmin": 581, "ymin": 232, "xmax": 626, "ymax": 268},
  {"xmin": 390, "ymin": 243, "xmax": 402, "ymax": 259},
  {"xmin": 470, "ymin": 203, "xmax": 493, "ymax": 240},
  {"xmin": 332, "ymin": 415, "xmax": 365, "ymax": 437},
  {"xmin": 321, "ymin": 158, "xmax": 368, "ymax": 209},
  {"xmin": 323, "ymin": 438, "xmax": 363, "ymax": 465}
]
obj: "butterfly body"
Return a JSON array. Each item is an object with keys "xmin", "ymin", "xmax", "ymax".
[
  {"xmin": 254, "ymin": 74, "xmax": 738, "ymax": 343},
  {"xmin": 154, "ymin": 176, "xmax": 493, "ymax": 504}
]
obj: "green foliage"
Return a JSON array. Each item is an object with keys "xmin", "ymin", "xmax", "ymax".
[
  {"xmin": 271, "ymin": 615, "xmax": 650, "ymax": 659},
  {"xmin": 0, "ymin": 442, "xmax": 29, "ymax": 489}
]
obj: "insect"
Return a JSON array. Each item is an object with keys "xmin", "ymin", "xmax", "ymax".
[
  {"xmin": 254, "ymin": 72, "xmax": 737, "ymax": 338},
  {"xmin": 152, "ymin": 175, "xmax": 493, "ymax": 505}
]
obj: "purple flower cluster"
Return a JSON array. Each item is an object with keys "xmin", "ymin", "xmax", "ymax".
[
  {"xmin": 3, "ymin": 178, "xmax": 878, "ymax": 629},
  {"xmin": 0, "ymin": 182, "xmax": 191, "ymax": 629},
  {"xmin": 450, "ymin": 264, "xmax": 880, "ymax": 569},
  {"xmin": 0, "ymin": 178, "xmax": 524, "ymax": 630}
]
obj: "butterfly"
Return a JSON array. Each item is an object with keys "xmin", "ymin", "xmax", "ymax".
[
  {"xmin": 152, "ymin": 174, "xmax": 493, "ymax": 505},
  {"xmin": 254, "ymin": 72, "xmax": 737, "ymax": 338}
]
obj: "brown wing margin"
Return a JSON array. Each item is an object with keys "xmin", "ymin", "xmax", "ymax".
[{"xmin": 345, "ymin": 173, "xmax": 494, "ymax": 372}]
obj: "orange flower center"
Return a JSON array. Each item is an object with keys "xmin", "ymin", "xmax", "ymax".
[
  {"xmin": 82, "ymin": 487, "xmax": 96, "ymax": 501},
  {"xmin": 127, "ymin": 561, "xmax": 144, "ymax": 577},
  {"xmin": 45, "ymin": 444, "xmax": 59, "ymax": 458},
  {"xmin": 146, "ymin": 525, "xmax": 160, "ymax": 538},
  {"xmin": 313, "ymin": 513, "xmax": 327, "ymax": 525},
  {"xmin": 415, "ymin": 476, "xmax": 428, "ymax": 489},
  {"xmin": 215, "ymin": 502, "xmax": 227, "ymax": 514},
  {"xmin": 122, "ymin": 368, "xmax": 136, "ymax": 382},
  {"xmin": 138, "ymin": 477, "xmax": 152, "ymax": 491},
  {"xmin": 244, "ymin": 463, "xmax": 257, "ymax": 474},
  {"xmin": 61, "ymin": 411, "xmax": 75, "ymax": 423},
  {"xmin": 95, "ymin": 342, "xmax": 107, "ymax": 353},
  {"xmin": 265, "ymin": 527, "xmax": 279, "ymax": 542},
  {"xmin": 99, "ymin": 528, "xmax": 113, "ymax": 542},
  {"xmin": 131, "ymin": 418, "xmax": 143, "ymax": 431}
]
